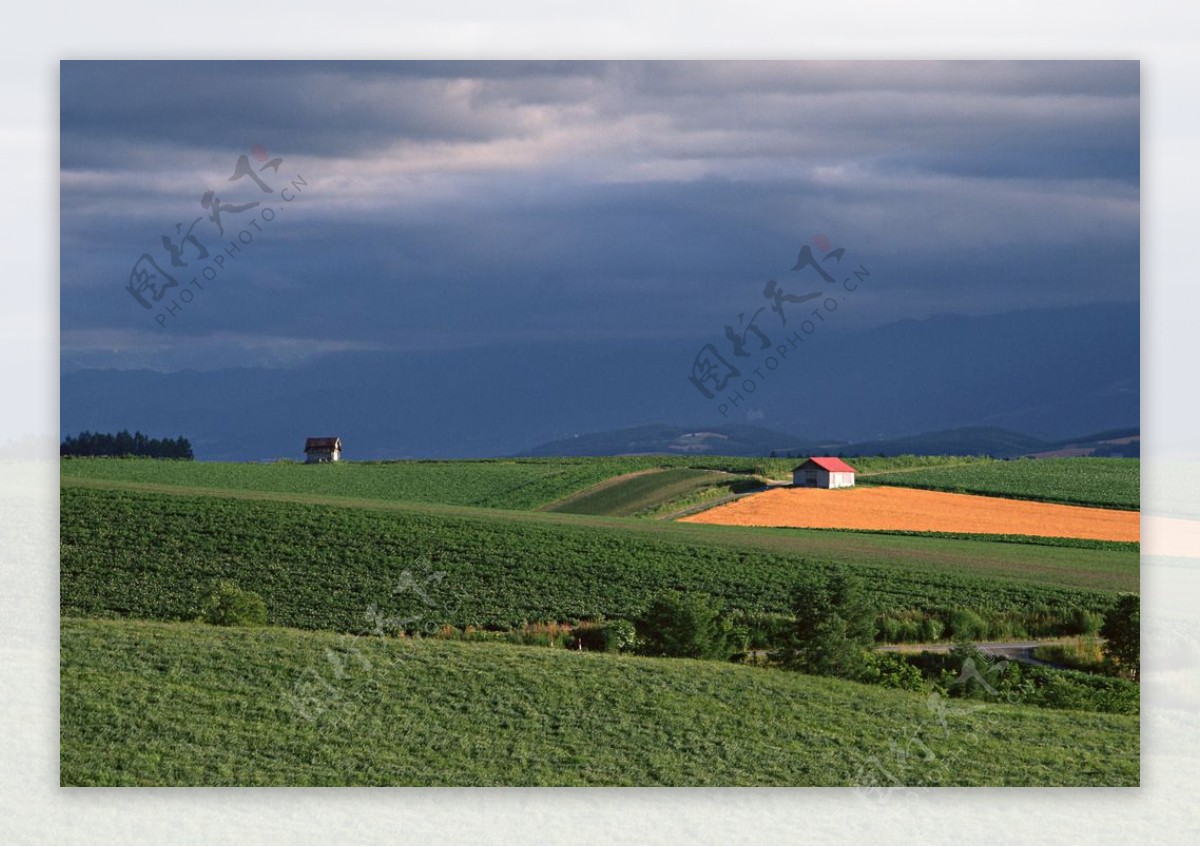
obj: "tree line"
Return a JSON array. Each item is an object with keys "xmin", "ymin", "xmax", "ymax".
[{"xmin": 61, "ymin": 430, "xmax": 193, "ymax": 459}]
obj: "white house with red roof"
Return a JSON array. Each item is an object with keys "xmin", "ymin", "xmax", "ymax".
[{"xmin": 792, "ymin": 456, "xmax": 857, "ymax": 489}]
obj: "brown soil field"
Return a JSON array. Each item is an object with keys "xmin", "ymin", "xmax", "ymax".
[{"xmin": 678, "ymin": 485, "xmax": 1139, "ymax": 542}]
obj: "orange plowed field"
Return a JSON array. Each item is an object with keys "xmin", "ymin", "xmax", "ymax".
[{"xmin": 678, "ymin": 485, "xmax": 1139, "ymax": 542}]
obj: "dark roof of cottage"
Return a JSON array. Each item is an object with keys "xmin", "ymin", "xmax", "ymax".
[
  {"xmin": 793, "ymin": 456, "xmax": 857, "ymax": 474},
  {"xmin": 304, "ymin": 437, "xmax": 341, "ymax": 450}
]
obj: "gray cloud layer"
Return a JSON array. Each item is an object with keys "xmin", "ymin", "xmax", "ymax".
[{"xmin": 60, "ymin": 60, "xmax": 1139, "ymax": 370}]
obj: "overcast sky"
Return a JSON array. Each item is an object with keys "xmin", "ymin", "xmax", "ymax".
[{"xmin": 60, "ymin": 60, "xmax": 1139, "ymax": 371}]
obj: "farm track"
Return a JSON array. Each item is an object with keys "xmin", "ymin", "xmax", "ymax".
[{"xmin": 877, "ymin": 638, "xmax": 1076, "ymax": 668}]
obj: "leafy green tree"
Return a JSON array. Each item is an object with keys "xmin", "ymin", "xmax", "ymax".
[
  {"xmin": 637, "ymin": 591, "xmax": 738, "ymax": 660},
  {"xmin": 779, "ymin": 571, "xmax": 876, "ymax": 679},
  {"xmin": 1101, "ymin": 593, "xmax": 1139, "ymax": 681}
]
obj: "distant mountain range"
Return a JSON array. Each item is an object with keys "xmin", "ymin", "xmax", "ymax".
[
  {"xmin": 61, "ymin": 302, "xmax": 1138, "ymax": 461},
  {"xmin": 519, "ymin": 423, "xmax": 1139, "ymax": 460}
]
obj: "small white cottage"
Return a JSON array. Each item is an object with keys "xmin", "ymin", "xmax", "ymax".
[
  {"xmin": 792, "ymin": 456, "xmax": 856, "ymax": 489},
  {"xmin": 304, "ymin": 436, "xmax": 342, "ymax": 463}
]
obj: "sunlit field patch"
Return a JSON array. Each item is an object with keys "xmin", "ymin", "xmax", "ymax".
[{"xmin": 680, "ymin": 485, "xmax": 1138, "ymax": 542}]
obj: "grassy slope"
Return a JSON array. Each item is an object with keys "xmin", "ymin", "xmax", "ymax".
[
  {"xmin": 865, "ymin": 458, "xmax": 1139, "ymax": 510},
  {"xmin": 58, "ymin": 454, "xmax": 990, "ymax": 509},
  {"xmin": 61, "ymin": 617, "xmax": 1139, "ymax": 787},
  {"xmin": 61, "ymin": 480, "xmax": 1136, "ymax": 635},
  {"xmin": 545, "ymin": 468, "xmax": 757, "ymax": 516},
  {"xmin": 60, "ymin": 456, "xmax": 671, "ymax": 510}
]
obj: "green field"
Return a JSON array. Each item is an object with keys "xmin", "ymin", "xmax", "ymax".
[
  {"xmin": 60, "ymin": 455, "xmax": 1141, "ymax": 787},
  {"xmin": 61, "ymin": 479, "xmax": 1135, "ymax": 634},
  {"xmin": 60, "ymin": 617, "xmax": 1139, "ymax": 787},
  {"xmin": 61, "ymin": 455, "xmax": 679, "ymax": 510},
  {"xmin": 544, "ymin": 467, "xmax": 760, "ymax": 517},
  {"xmin": 864, "ymin": 458, "xmax": 1139, "ymax": 510},
  {"xmin": 60, "ymin": 453, "xmax": 1139, "ymax": 518}
]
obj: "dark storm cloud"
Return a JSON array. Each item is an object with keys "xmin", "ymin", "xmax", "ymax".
[
  {"xmin": 59, "ymin": 61, "xmax": 608, "ymax": 167},
  {"xmin": 60, "ymin": 60, "xmax": 1138, "ymax": 175},
  {"xmin": 59, "ymin": 60, "xmax": 1138, "ymax": 370}
]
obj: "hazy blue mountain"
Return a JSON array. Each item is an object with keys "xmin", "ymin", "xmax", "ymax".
[
  {"xmin": 60, "ymin": 302, "xmax": 1138, "ymax": 461},
  {"xmin": 518, "ymin": 423, "xmax": 826, "ymax": 458},
  {"xmin": 831, "ymin": 427, "xmax": 1049, "ymax": 460},
  {"xmin": 519, "ymin": 423, "xmax": 1140, "ymax": 460}
]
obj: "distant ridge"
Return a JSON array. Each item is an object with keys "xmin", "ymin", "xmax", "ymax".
[
  {"xmin": 516, "ymin": 423, "xmax": 823, "ymax": 459},
  {"xmin": 518, "ymin": 424, "xmax": 1139, "ymax": 459}
]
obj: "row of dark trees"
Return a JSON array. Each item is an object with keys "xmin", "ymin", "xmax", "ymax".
[
  {"xmin": 636, "ymin": 575, "xmax": 1141, "ymax": 683},
  {"xmin": 60, "ymin": 430, "xmax": 193, "ymax": 459}
]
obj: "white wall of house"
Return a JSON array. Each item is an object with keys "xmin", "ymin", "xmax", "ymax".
[
  {"xmin": 792, "ymin": 467, "xmax": 855, "ymax": 488},
  {"xmin": 828, "ymin": 471, "xmax": 855, "ymax": 489}
]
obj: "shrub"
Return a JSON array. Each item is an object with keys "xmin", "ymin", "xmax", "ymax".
[
  {"xmin": 1069, "ymin": 607, "xmax": 1104, "ymax": 636},
  {"xmin": 731, "ymin": 610, "xmax": 792, "ymax": 651},
  {"xmin": 877, "ymin": 614, "xmax": 902, "ymax": 643},
  {"xmin": 947, "ymin": 609, "xmax": 988, "ymax": 640},
  {"xmin": 905, "ymin": 643, "xmax": 1136, "ymax": 714},
  {"xmin": 860, "ymin": 651, "xmax": 925, "ymax": 691},
  {"xmin": 1033, "ymin": 637, "xmax": 1107, "ymax": 674},
  {"xmin": 200, "ymin": 580, "xmax": 267, "ymax": 627},
  {"xmin": 574, "ymin": 619, "xmax": 639, "ymax": 652},
  {"xmin": 600, "ymin": 619, "xmax": 639, "ymax": 653},
  {"xmin": 1028, "ymin": 667, "xmax": 1139, "ymax": 714},
  {"xmin": 919, "ymin": 616, "xmax": 945, "ymax": 642},
  {"xmin": 943, "ymin": 640, "xmax": 1006, "ymax": 699}
]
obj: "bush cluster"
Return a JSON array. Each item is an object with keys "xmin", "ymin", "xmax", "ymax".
[{"xmin": 199, "ymin": 580, "xmax": 267, "ymax": 627}]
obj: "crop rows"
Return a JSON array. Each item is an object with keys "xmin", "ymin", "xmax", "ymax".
[
  {"xmin": 865, "ymin": 458, "xmax": 1139, "ymax": 509},
  {"xmin": 61, "ymin": 456, "xmax": 676, "ymax": 510},
  {"xmin": 62, "ymin": 485, "xmax": 1119, "ymax": 634}
]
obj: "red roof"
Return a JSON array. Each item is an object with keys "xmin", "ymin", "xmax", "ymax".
[{"xmin": 796, "ymin": 456, "xmax": 857, "ymax": 474}]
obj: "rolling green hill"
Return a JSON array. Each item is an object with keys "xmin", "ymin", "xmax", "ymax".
[
  {"xmin": 61, "ymin": 453, "xmax": 1132, "ymax": 515},
  {"xmin": 60, "ymin": 455, "xmax": 672, "ymax": 510},
  {"xmin": 61, "ymin": 617, "xmax": 1139, "ymax": 787},
  {"xmin": 543, "ymin": 467, "xmax": 760, "ymax": 517},
  {"xmin": 55, "ymin": 455, "xmax": 946, "ymax": 515},
  {"xmin": 61, "ymin": 479, "xmax": 1136, "ymax": 635}
]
